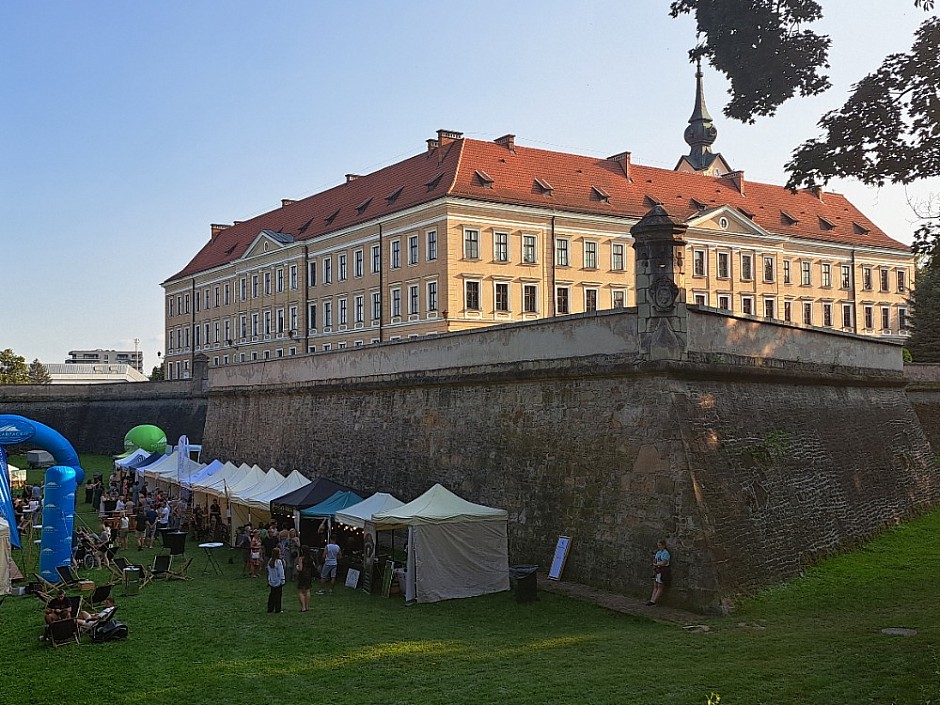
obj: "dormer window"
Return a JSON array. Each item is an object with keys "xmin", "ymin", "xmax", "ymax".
[
  {"xmin": 355, "ymin": 197, "xmax": 372, "ymax": 215},
  {"xmin": 386, "ymin": 186, "xmax": 404, "ymax": 204},
  {"xmin": 819, "ymin": 216, "xmax": 835, "ymax": 231},
  {"xmin": 781, "ymin": 210, "xmax": 799, "ymax": 226},
  {"xmin": 474, "ymin": 170, "xmax": 494, "ymax": 188},
  {"xmin": 325, "ymin": 208, "xmax": 341, "ymax": 225},
  {"xmin": 426, "ymin": 173, "xmax": 444, "ymax": 191},
  {"xmin": 591, "ymin": 186, "xmax": 611, "ymax": 203},
  {"xmin": 852, "ymin": 222, "xmax": 870, "ymax": 235},
  {"xmin": 534, "ymin": 177, "xmax": 553, "ymax": 195},
  {"xmin": 690, "ymin": 197, "xmax": 707, "ymax": 210},
  {"xmin": 643, "ymin": 195, "xmax": 663, "ymax": 207}
]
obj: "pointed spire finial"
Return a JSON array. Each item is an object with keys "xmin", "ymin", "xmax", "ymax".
[{"xmin": 683, "ymin": 60, "xmax": 718, "ymax": 170}]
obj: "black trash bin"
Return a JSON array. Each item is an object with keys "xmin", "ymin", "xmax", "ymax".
[{"xmin": 510, "ymin": 565, "xmax": 539, "ymax": 603}]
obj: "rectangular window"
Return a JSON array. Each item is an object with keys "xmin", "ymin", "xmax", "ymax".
[
  {"xmin": 718, "ymin": 295, "xmax": 730, "ymax": 311},
  {"xmin": 307, "ymin": 304, "xmax": 316, "ymax": 330},
  {"xmin": 241, "ymin": 278, "xmax": 248, "ymax": 300},
  {"xmin": 763, "ymin": 256, "xmax": 775, "ymax": 283},
  {"xmin": 276, "ymin": 269, "xmax": 284, "ymax": 293},
  {"xmin": 523, "ymin": 285, "xmax": 538, "ymax": 313},
  {"xmin": 371, "ymin": 292, "xmax": 381, "ymax": 321},
  {"xmin": 465, "ymin": 281, "xmax": 480, "ymax": 310},
  {"xmin": 823, "ymin": 303, "xmax": 833, "ymax": 327},
  {"xmin": 864, "ymin": 306, "xmax": 874, "ymax": 329},
  {"xmin": 862, "ymin": 267, "xmax": 873, "ymax": 290},
  {"xmin": 717, "ymin": 252, "xmax": 730, "ymax": 279},
  {"xmin": 464, "ymin": 229, "xmax": 479, "ymax": 259},
  {"xmin": 585, "ymin": 288, "xmax": 598, "ymax": 313},
  {"xmin": 194, "ymin": 326, "xmax": 200, "ymax": 347},
  {"xmin": 801, "ymin": 261, "xmax": 811, "ymax": 286},
  {"xmin": 783, "ymin": 260, "xmax": 791, "ymax": 284},
  {"xmin": 584, "ymin": 241, "xmax": 598, "ymax": 269},
  {"xmin": 611, "ymin": 242, "xmax": 624, "ymax": 271},
  {"xmin": 323, "ymin": 301, "xmax": 333, "ymax": 328},
  {"xmin": 494, "ymin": 232, "xmax": 509, "ymax": 262},
  {"xmin": 556, "ymin": 286, "xmax": 569, "ymax": 314},
  {"xmin": 323, "ymin": 257, "xmax": 332, "ymax": 284},
  {"xmin": 842, "ymin": 304, "xmax": 853, "ymax": 328},
  {"xmin": 556, "ymin": 238, "xmax": 569, "ymax": 266},
  {"xmin": 841, "ymin": 265, "xmax": 851, "ymax": 289},
  {"xmin": 741, "ymin": 253, "xmax": 753, "ymax": 281},
  {"xmin": 251, "ymin": 313, "xmax": 259, "ymax": 336},
  {"xmin": 339, "ymin": 298, "xmax": 348, "ymax": 325},
  {"xmin": 881, "ymin": 306, "xmax": 890, "ymax": 331},
  {"xmin": 427, "ymin": 282, "xmax": 438, "ymax": 312},
  {"xmin": 338, "ymin": 254, "xmax": 347, "ymax": 281},
  {"xmin": 289, "ymin": 306, "xmax": 297, "ymax": 332},
  {"xmin": 821, "ymin": 263, "xmax": 832, "ymax": 288},
  {"xmin": 204, "ymin": 289, "xmax": 209, "ymax": 309},
  {"xmin": 693, "ymin": 250, "xmax": 706, "ymax": 277},
  {"xmin": 802, "ymin": 302, "xmax": 812, "ymax": 325},
  {"xmin": 224, "ymin": 320, "xmax": 231, "ymax": 343},
  {"xmin": 264, "ymin": 311, "xmax": 271, "ymax": 335},
  {"xmin": 276, "ymin": 309, "xmax": 285, "ymax": 334},
  {"xmin": 880, "ymin": 269, "xmax": 889, "ymax": 292},
  {"xmin": 371, "ymin": 245, "xmax": 381, "ymax": 274},
  {"xmin": 307, "ymin": 262, "xmax": 316, "ymax": 287},
  {"xmin": 426, "ymin": 230, "xmax": 437, "ymax": 261},
  {"xmin": 784, "ymin": 301, "xmax": 792, "ymax": 322},
  {"xmin": 694, "ymin": 294, "xmax": 707, "ymax": 306},
  {"xmin": 240, "ymin": 314, "xmax": 247, "ymax": 338},
  {"xmin": 354, "ymin": 250, "xmax": 364, "ymax": 278},
  {"xmin": 741, "ymin": 296, "xmax": 754, "ymax": 315},
  {"xmin": 409, "ymin": 285, "xmax": 420, "ymax": 315},
  {"xmin": 214, "ymin": 286, "xmax": 221, "ymax": 306},
  {"xmin": 523, "ymin": 235, "xmax": 537, "ymax": 264},
  {"xmin": 391, "ymin": 241, "xmax": 401, "ymax": 269},
  {"xmin": 391, "ymin": 288, "xmax": 401, "ymax": 318},
  {"xmin": 495, "ymin": 282, "xmax": 509, "ymax": 312},
  {"xmin": 764, "ymin": 298, "xmax": 776, "ymax": 319},
  {"xmin": 897, "ymin": 270, "xmax": 906, "ymax": 292},
  {"xmin": 408, "ymin": 235, "xmax": 419, "ymax": 265},
  {"xmin": 899, "ymin": 306, "xmax": 908, "ymax": 331},
  {"xmin": 203, "ymin": 323, "xmax": 210, "ymax": 345},
  {"xmin": 289, "ymin": 265, "xmax": 298, "ymax": 290},
  {"xmin": 354, "ymin": 295, "xmax": 364, "ymax": 324},
  {"xmin": 611, "ymin": 289, "xmax": 626, "ymax": 309},
  {"xmin": 264, "ymin": 272, "xmax": 271, "ymax": 295}
]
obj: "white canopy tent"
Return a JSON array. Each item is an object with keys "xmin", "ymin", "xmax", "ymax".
[
  {"xmin": 7, "ymin": 463, "xmax": 26, "ymax": 490},
  {"xmin": 0, "ymin": 517, "xmax": 11, "ymax": 595},
  {"xmin": 229, "ymin": 469, "xmax": 311, "ymax": 528},
  {"xmin": 371, "ymin": 484, "xmax": 509, "ymax": 604},
  {"xmin": 191, "ymin": 461, "xmax": 243, "ymax": 511},
  {"xmin": 114, "ymin": 448, "xmax": 150, "ymax": 469},
  {"xmin": 142, "ymin": 452, "xmax": 205, "ymax": 492},
  {"xmin": 334, "ymin": 492, "xmax": 405, "ymax": 529}
]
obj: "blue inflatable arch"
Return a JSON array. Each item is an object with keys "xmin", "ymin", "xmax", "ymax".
[{"xmin": 0, "ymin": 414, "xmax": 85, "ymax": 580}]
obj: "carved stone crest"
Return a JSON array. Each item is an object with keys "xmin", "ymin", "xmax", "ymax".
[{"xmin": 650, "ymin": 275, "xmax": 679, "ymax": 312}]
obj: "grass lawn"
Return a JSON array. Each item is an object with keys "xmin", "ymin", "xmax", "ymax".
[{"xmin": 1, "ymin": 455, "xmax": 938, "ymax": 705}]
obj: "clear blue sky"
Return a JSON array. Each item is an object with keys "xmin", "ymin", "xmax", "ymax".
[{"xmin": 2, "ymin": 1, "xmax": 937, "ymax": 372}]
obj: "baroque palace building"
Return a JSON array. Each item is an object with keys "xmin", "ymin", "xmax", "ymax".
[{"xmin": 162, "ymin": 70, "xmax": 914, "ymax": 380}]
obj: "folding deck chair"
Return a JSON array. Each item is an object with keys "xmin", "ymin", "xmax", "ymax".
[
  {"xmin": 47, "ymin": 617, "xmax": 81, "ymax": 647},
  {"xmin": 142, "ymin": 554, "xmax": 172, "ymax": 588},
  {"xmin": 168, "ymin": 556, "xmax": 194, "ymax": 580},
  {"xmin": 89, "ymin": 583, "xmax": 113, "ymax": 607},
  {"xmin": 56, "ymin": 565, "xmax": 82, "ymax": 588}
]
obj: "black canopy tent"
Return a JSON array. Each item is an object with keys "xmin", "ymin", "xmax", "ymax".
[{"xmin": 269, "ymin": 478, "xmax": 359, "ymax": 544}]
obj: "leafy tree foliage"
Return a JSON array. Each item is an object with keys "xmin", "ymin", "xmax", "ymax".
[
  {"xmin": 0, "ymin": 348, "xmax": 29, "ymax": 384},
  {"xmin": 907, "ymin": 249, "xmax": 940, "ymax": 361},
  {"xmin": 149, "ymin": 363, "xmax": 165, "ymax": 382},
  {"xmin": 27, "ymin": 359, "xmax": 52, "ymax": 385}
]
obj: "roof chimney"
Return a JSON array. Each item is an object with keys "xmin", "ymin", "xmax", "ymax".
[
  {"xmin": 494, "ymin": 134, "xmax": 515, "ymax": 153},
  {"xmin": 607, "ymin": 151, "xmax": 632, "ymax": 181},
  {"xmin": 281, "ymin": 199, "xmax": 296, "ymax": 207},
  {"xmin": 210, "ymin": 224, "xmax": 230, "ymax": 239},
  {"xmin": 345, "ymin": 174, "xmax": 363, "ymax": 183},
  {"xmin": 436, "ymin": 129, "xmax": 464, "ymax": 147},
  {"xmin": 427, "ymin": 138, "xmax": 439, "ymax": 152},
  {"xmin": 729, "ymin": 170, "xmax": 745, "ymax": 195}
]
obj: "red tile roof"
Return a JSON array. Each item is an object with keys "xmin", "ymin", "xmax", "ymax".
[{"xmin": 167, "ymin": 136, "xmax": 909, "ymax": 282}]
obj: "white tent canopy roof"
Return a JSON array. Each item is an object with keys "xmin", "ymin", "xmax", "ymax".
[
  {"xmin": 114, "ymin": 448, "xmax": 150, "ymax": 468},
  {"xmin": 191, "ymin": 462, "xmax": 243, "ymax": 493},
  {"xmin": 235, "ymin": 469, "xmax": 311, "ymax": 511},
  {"xmin": 334, "ymin": 492, "xmax": 406, "ymax": 529},
  {"xmin": 371, "ymin": 484, "xmax": 508, "ymax": 529}
]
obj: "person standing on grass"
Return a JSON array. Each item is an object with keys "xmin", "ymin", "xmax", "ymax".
[
  {"xmin": 266, "ymin": 547, "xmax": 286, "ymax": 613},
  {"xmin": 318, "ymin": 538, "xmax": 341, "ymax": 594},
  {"xmin": 295, "ymin": 545, "xmax": 314, "ymax": 612},
  {"xmin": 134, "ymin": 505, "xmax": 148, "ymax": 550},
  {"xmin": 249, "ymin": 531, "xmax": 263, "ymax": 578},
  {"xmin": 647, "ymin": 539, "xmax": 671, "ymax": 606}
]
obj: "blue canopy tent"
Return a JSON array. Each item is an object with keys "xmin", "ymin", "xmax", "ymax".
[{"xmin": 299, "ymin": 491, "xmax": 364, "ymax": 519}]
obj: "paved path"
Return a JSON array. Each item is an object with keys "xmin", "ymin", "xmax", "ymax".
[{"xmin": 537, "ymin": 574, "xmax": 707, "ymax": 627}]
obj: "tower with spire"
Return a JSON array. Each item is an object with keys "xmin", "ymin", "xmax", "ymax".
[{"xmin": 674, "ymin": 59, "xmax": 733, "ymax": 176}]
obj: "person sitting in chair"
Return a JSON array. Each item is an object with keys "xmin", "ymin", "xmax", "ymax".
[
  {"xmin": 76, "ymin": 598, "xmax": 116, "ymax": 629},
  {"xmin": 44, "ymin": 590, "xmax": 72, "ymax": 625}
]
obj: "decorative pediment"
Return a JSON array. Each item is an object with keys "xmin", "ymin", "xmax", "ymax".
[
  {"xmin": 242, "ymin": 230, "xmax": 295, "ymax": 260},
  {"xmin": 684, "ymin": 206, "xmax": 775, "ymax": 239}
]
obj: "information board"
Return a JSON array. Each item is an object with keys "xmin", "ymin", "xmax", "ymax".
[
  {"xmin": 548, "ymin": 536, "xmax": 572, "ymax": 580},
  {"xmin": 361, "ymin": 522, "xmax": 376, "ymax": 594},
  {"xmin": 345, "ymin": 568, "xmax": 360, "ymax": 589}
]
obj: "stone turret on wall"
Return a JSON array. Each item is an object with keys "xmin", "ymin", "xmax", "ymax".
[{"xmin": 631, "ymin": 205, "xmax": 689, "ymax": 361}]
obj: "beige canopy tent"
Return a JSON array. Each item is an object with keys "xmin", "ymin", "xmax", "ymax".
[
  {"xmin": 0, "ymin": 517, "xmax": 11, "ymax": 595},
  {"xmin": 371, "ymin": 484, "xmax": 509, "ymax": 604}
]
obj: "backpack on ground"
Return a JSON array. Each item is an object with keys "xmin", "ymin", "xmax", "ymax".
[{"xmin": 91, "ymin": 619, "xmax": 128, "ymax": 642}]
